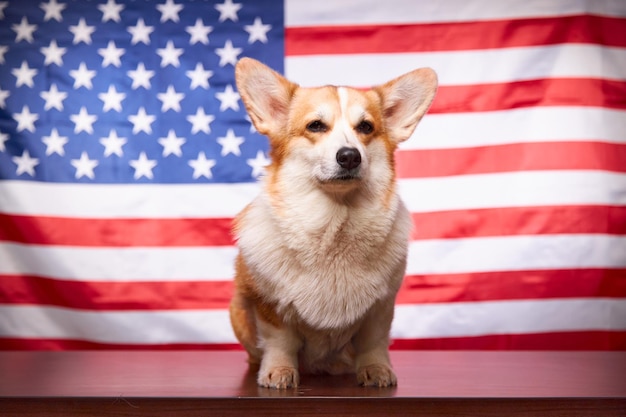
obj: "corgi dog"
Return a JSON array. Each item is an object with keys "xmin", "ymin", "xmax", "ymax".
[{"xmin": 230, "ymin": 58, "xmax": 437, "ymax": 389}]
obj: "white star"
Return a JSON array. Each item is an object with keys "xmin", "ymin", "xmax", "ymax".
[
  {"xmin": 98, "ymin": 0, "xmax": 124, "ymax": 22},
  {"xmin": 215, "ymin": 84, "xmax": 240, "ymax": 111},
  {"xmin": 12, "ymin": 150, "xmax": 39, "ymax": 177},
  {"xmin": 158, "ymin": 130, "xmax": 186, "ymax": 157},
  {"xmin": 69, "ymin": 62, "xmax": 96, "ymax": 89},
  {"xmin": 157, "ymin": 85, "xmax": 184, "ymax": 112},
  {"xmin": 0, "ymin": 45, "xmax": 8, "ymax": 64},
  {"xmin": 0, "ymin": 2, "xmax": 8, "ymax": 19},
  {"xmin": 128, "ymin": 107, "xmax": 155, "ymax": 134},
  {"xmin": 215, "ymin": 0, "xmax": 242, "ymax": 22},
  {"xmin": 70, "ymin": 107, "xmax": 97, "ymax": 134},
  {"xmin": 127, "ymin": 63, "xmax": 154, "ymax": 89},
  {"xmin": 127, "ymin": 18, "xmax": 154, "ymax": 45},
  {"xmin": 156, "ymin": 40, "xmax": 183, "ymax": 67},
  {"xmin": 13, "ymin": 106, "xmax": 39, "ymax": 132},
  {"xmin": 247, "ymin": 150, "xmax": 270, "ymax": 178},
  {"xmin": 40, "ymin": 0, "xmax": 66, "ymax": 22},
  {"xmin": 71, "ymin": 152, "xmax": 99, "ymax": 179},
  {"xmin": 69, "ymin": 18, "xmax": 95, "ymax": 44},
  {"xmin": 129, "ymin": 152, "xmax": 157, "ymax": 180},
  {"xmin": 100, "ymin": 129, "xmax": 127, "ymax": 157},
  {"xmin": 12, "ymin": 17, "xmax": 37, "ymax": 43},
  {"xmin": 217, "ymin": 129, "xmax": 244, "ymax": 156},
  {"xmin": 42, "ymin": 128, "xmax": 68, "ymax": 156},
  {"xmin": 186, "ymin": 18, "xmax": 212, "ymax": 45},
  {"xmin": 40, "ymin": 39, "xmax": 67, "ymax": 66},
  {"xmin": 98, "ymin": 41, "xmax": 125, "ymax": 67},
  {"xmin": 0, "ymin": 88, "xmax": 9, "ymax": 108},
  {"xmin": 0, "ymin": 132, "xmax": 9, "ymax": 152},
  {"xmin": 185, "ymin": 62, "xmax": 213, "ymax": 90},
  {"xmin": 244, "ymin": 17, "xmax": 272, "ymax": 43},
  {"xmin": 40, "ymin": 83, "xmax": 67, "ymax": 111},
  {"xmin": 12, "ymin": 61, "xmax": 38, "ymax": 88},
  {"xmin": 188, "ymin": 152, "xmax": 216, "ymax": 179},
  {"xmin": 157, "ymin": 0, "xmax": 183, "ymax": 23},
  {"xmin": 187, "ymin": 108, "xmax": 215, "ymax": 134},
  {"xmin": 215, "ymin": 39, "xmax": 242, "ymax": 67},
  {"xmin": 98, "ymin": 85, "xmax": 126, "ymax": 112}
]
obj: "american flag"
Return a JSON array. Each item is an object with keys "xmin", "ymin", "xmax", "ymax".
[{"xmin": 0, "ymin": 0, "xmax": 625, "ymax": 350}]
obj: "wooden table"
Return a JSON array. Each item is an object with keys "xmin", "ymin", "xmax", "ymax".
[{"xmin": 1, "ymin": 351, "xmax": 624, "ymax": 416}]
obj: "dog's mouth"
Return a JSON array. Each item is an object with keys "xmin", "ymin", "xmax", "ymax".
[
  {"xmin": 317, "ymin": 169, "xmax": 362, "ymax": 193},
  {"xmin": 323, "ymin": 167, "xmax": 361, "ymax": 182},
  {"xmin": 313, "ymin": 159, "xmax": 365, "ymax": 193},
  {"xmin": 334, "ymin": 172, "xmax": 359, "ymax": 181}
]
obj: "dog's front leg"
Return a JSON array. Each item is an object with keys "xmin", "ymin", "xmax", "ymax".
[
  {"xmin": 353, "ymin": 297, "xmax": 398, "ymax": 387},
  {"xmin": 256, "ymin": 318, "xmax": 302, "ymax": 389}
]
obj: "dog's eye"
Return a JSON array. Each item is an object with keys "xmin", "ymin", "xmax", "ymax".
[
  {"xmin": 356, "ymin": 120, "xmax": 374, "ymax": 134},
  {"xmin": 306, "ymin": 120, "xmax": 327, "ymax": 133}
]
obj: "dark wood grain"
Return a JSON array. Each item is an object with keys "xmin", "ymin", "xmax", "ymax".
[{"xmin": 1, "ymin": 351, "xmax": 625, "ymax": 416}]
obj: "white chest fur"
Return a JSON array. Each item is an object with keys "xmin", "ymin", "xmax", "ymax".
[{"xmin": 237, "ymin": 187, "xmax": 410, "ymax": 330}]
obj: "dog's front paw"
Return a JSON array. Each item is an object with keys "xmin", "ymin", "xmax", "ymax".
[
  {"xmin": 357, "ymin": 364, "xmax": 397, "ymax": 387},
  {"xmin": 258, "ymin": 366, "xmax": 299, "ymax": 389}
]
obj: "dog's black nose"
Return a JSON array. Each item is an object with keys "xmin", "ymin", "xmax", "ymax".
[{"xmin": 336, "ymin": 147, "xmax": 361, "ymax": 170}]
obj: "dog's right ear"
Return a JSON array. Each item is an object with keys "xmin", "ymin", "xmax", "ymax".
[{"xmin": 235, "ymin": 58, "xmax": 298, "ymax": 137}]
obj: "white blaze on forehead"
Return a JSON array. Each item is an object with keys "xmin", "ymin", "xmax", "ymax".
[
  {"xmin": 338, "ymin": 87, "xmax": 369, "ymax": 129},
  {"xmin": 338, "ymin": 86, "xmax": 349, "ymax": 117},
  {"xmin": 336, "ymin": 87, "xmax": 362, "ymax": 148}
]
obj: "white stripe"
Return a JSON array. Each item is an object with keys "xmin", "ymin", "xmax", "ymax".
[
  {"xmin": 285, "ymin": 45, "xmax": 626, "ymax": 87},
  {"xmin": 391, "ymin": 298, "xmax": 626, "ymax": 339},
  {"xmin": 0, "ymin": 242, "xmax": 237, "ymax": 281},
  {"xmin": 400, "ymin": 171, "xmax": 626, "ymax": 213},
  {"xmin": 406, "ymin": 235, "xmax": 626, "ymax": 275},
  {"xmin": 287, "ymin": 0, "xmax": 626, "ymax": 26},
  {"xmin": 0, "ymin": 305, "xmax": 237, "ymax": 344},
  {"xmin": 2, "ymin": 171, "xmax": 624, "ymax": 218},
  {"xmin": 2, "ymin": 234, "xmax": 624, "ymax": 282},
  {"xmin": 402, "ymin": 107, "xmax": 626, "ymax": 150},
  {"xmin": 0, "ymin": 180, "xmax": 259, "ymax": 218},
  {"xmin": 1, "ymin": 298, "xmax": 624, "ymax": 344}
]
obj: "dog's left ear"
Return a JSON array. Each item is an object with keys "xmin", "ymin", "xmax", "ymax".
[
  {"xmin": 235, "ymin": 57, "xmax": 298, "ymax": 137},
  {"xmin": 375, "ymin": 68, "xmax": 438, "ymax": 143}
]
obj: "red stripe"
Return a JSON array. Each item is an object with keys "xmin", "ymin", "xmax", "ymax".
[
  {"xmin": 0, "ymin": 215, "xmax": 235, "ymax": 246},
  {"xmin": 12, "ymin": 204, "xmax": 624, "ymax": 247},
  {"xmin": 397, "ymin": 142, "xmax": 626, "ymax": 179},
  {"xmin": 411, "ymin": 206, "xmax": 626, "ymax": 240},
  {"xmin": 0, "ymin": 275, "xmax": 233, "ymax": 310},
  {"xmin": 0, "ymin": 338, "xmax": 242, "ymax": 351},
  {"xmin": 2, "ymin": 332, "xmax": 624, "ymax": 350},
  {"xmin": 2, "ymin": 268, "xmax": 624, "ymax": 311},
  {"xmin": 396, "ymin": 269, "xmax": 626, "ymax": 305},
  {"xmin": 5, "ymin": 203, "xmax": 623, "ymax": 249},
  {"xmin": 429, "ymin": 79, "xmax": 626, "ymax": 114},
  {"xmin": 286, "ymin": 15, "xmax": 626, "ymax": 55},
  {"xmin": 390, "ymin": 331, "xmax": 626, "ymax": 350}
]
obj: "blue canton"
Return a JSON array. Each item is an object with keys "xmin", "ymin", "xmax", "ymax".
[{"xmin": 0, "ymin": 0, "xmax": 284, "ymax": 183}]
